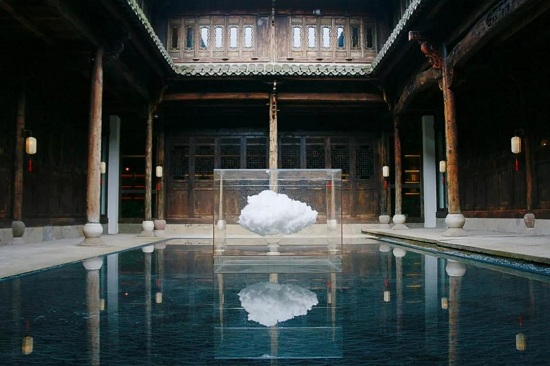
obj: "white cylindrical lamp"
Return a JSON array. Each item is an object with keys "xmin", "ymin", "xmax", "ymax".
[
  {"xmin": 439, "ymin": 160, "xmax": 446, "ymax": 173},
  {"xmin": 511, "ymin": 136, "xmax": 521, "ymax": 154},
  {"xmin": 25, "ymin": 137, "xmax": 37, "ymax": 155},
  {"xmin": 382, "ymin": 165, "xmax": 390, "ymax": 178},
  {"xmin": 155, "ymin": 165, "xmax": 163, "ymax": 178}
]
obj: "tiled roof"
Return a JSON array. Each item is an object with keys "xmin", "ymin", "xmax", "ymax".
[
  {"xmin": 120, "ymin": 0, "xmax": 179, "ymax": 73},
  {"xmin": 176, "ymin": 62, "xmax": 372, "ymax": 77},
  {"xmin": 371, "ymin": 0, "xmax": 434, "ymax": 73}
]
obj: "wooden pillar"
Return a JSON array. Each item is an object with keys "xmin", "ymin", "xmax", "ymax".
[
  {"xmin": 81, "ymin": 47, "xmax": 105, "ymax": 246},
  {"xmin": 11, "ymin": 86, "xmax": 26, "ymax": 244},
  {"xmin": 441, "ymin": 60, "xmax": 466, "ymax": 235},
  {"xmin": 408, "ymin": 32, "xmax": 465, "ymax": 235},
  {"xmin": 86, "ymin": 47, "xmax": 104, "ymax": 223},
  {"xmin": 157, "ymin": 125, "xmax": 165, "ymax": 220},
  {"xmin": 13, "ymin": 88, "xmax": 25, "ymax": 221},
  {"xmin": 139, "ymin": 105, "xmax": 155, "ymax": 237},
  {"xmin": 141, "ymin": 87, "xmax": 165, "ymax": 236},
  {"xmin": 392, "ymin": 115, "xmax": 408, "ymax": 229},
  {"xmin": 144, "ymin": 107, "xmax": 153, "ymax": 221},
  {"xmin": 269, "ymin": 81, "xmax": 278, "ymax": 191}
]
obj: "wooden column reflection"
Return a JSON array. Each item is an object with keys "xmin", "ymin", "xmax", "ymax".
[
  {"xmin": 446, "ymin": 260, "xmax": 466, "ymax": 366},
  {"xmin": 143, "ymin": 245, "xmax": 154, "ymax": 360},
  {"xmin": 83, "ymin": 257, "xmax": 104, "ymax": 366},
  {"xmin": 393, "ymin": 247, "xmax": 406, "ymax": 333}
]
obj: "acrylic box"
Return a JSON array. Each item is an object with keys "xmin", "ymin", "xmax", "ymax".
[{"xmin": 213, "ymin": 169, "xmax": 342, "ymax": 269}]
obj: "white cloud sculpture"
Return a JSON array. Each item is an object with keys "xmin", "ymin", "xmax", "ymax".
[
  {"xmin": 238, "ymin": 190, "xmax": 318, "ymax": 236},
  {"xmin": 238, "ymin": 282, "xmax": 319, "ymax": 327}
]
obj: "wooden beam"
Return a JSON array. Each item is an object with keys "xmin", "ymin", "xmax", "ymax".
[
  {"xmin": 278, "ymin": 93, "xmax": 385, "ymax": 102},
  {"xmin": 447, "ymin": 0, "xmax": 543, "ymax": 69},
  {"xmin": 394, "ymin": 68, "xmax": 440, "ymax": 115},
  {"xmin": 164, "ymin": 92, "xmax": 269, "ymax": 101},
  {"xmin": 163, "ymin": 92, "xmax": 384, "ymax": 102},
  {"xmin": 0, "ymin": 0, "xmax": 55, "ymax": 46},
  {"xmin": 45, "ymin": 0, "xmax": 150, "ymax": 100}
]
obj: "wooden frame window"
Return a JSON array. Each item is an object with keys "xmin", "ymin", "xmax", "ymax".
[
  {"xmin": 307, "ymin": 26, "xmax": 317, "ymax": 49},
  {"xmin": 214, "ymin": 26, "xmax": 224, "ymax": 49},
  {"xmin": 321, "ymin": 26, "xmax": 331, "ymax": 49},
  {"xmin": 292, "ymin": 26, "xmax": 302, "ymax": 49},
  {"xmin": 169, "ymin": 24, "xmax": 180, "ymax": 50},
  {"xmin": 229, "ymin": 26, "xmax": 239, "ymax": 49},
  {"xmin": 243, "ymin": 25, "xmax": 254, "ymax": 48},
  {"xmin": 185, "ymin": 26, "xmax": 194, "ymax": 49},
  {"xmin": 199, "ymin": 26, "xmax": 209, "ymax": 49}
]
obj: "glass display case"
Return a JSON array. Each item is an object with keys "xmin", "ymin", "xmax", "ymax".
[{"xmin": 213, "ymin": 169, "xmax": 342, "ymax": 272}]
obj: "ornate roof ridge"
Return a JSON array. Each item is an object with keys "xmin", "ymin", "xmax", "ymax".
[
  {"xmin": 122, "ymin": 0, "xmax": 179, "ymax": 73},
  {"xmin": 176, "ymin": 62, "xmax": 373, "ymax": 77},
  {"xmin": 371, "ymin": 0, "xmax": 434, "ymax": 73}
]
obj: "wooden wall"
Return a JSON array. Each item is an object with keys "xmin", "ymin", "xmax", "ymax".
[{"xmin": 164, "ymin": 130, "xmax": 382, "ymax": 223}]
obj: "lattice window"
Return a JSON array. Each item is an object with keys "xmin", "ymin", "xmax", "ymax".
[
  {"xmin": 214, "ymin": 26, "xmax": 224, "ymax": 49},
  {"xmin": 199, "ymin": 26, "xmax": 209, "ymax": 49},
  {"xmin": 331, "ymin": 138, "xmax": 350, "ymax": 178},
  {"xmin": 170, "ymin": 146, "xmax": 189, "ymax": 179},
  {"xmin": 243, "ymin": 25, "xmax": 254, "ymax": 48},
  {"xmin": 280, "ymin": 138, "xmax": 301, "ymax": 169},
  {"xmin": 336, "ymin": 26, "xmax": 345, "ymax": 49},
  {"xmin": 351, "ymin": 25, "xmax": 360, "ymax": 50},
  {"xmin": 195, "ymin": 144, "xmax": 214, "ymax": 180},
  {"xmin": 229, "ymin": 26, "xmax": 239, "ymax": 49},
  {"xmin": 306, "ymin": 138, "xmax": 325, "ymax": 169},
  {"xmin": 321, "ymin": 26, "xmax": 331, "ymax": 49},
  {"xmin": 185, "ymin": 26, "xmax": 194, "ymax": 49},
  {"xmin": 246, "ymin": 138, "xmax": 267, "ymax": 169},
  {"xmin": 307, "ymin": 26, "xmax": 317, "ymax": 49},
  {"xmin": 220, "ymin": 138, "xmax": 241, "ymax": 169},
  {"xmin": 356, "ymin": 142, "xmax": 375, "ymax": 179},
  {"xmin": 292, "ymin": 26, "xmax": 302, "ymax": 49},
  {"xmin": 169, "ymin": 25, "xmax": 180, "ymax": 50}
]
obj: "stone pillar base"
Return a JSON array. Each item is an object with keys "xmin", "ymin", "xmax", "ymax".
[
  {"xmin": 523, "ymin": 212, "xmax": 535, "ymax": 229},
  {"xmin": 442, "ymin": 213, "xmax": 467, "ymax": 237},
  {"xmin": 10, "ymin": 221, "xmax": 26, "ymax": 244},
  {"xmin": 79, "ymin": 223, "xmax": 106, "ymax": 246},
  {"xmin": 391, "ymin": 214, "xmax": 409, "ymax": 230},
  {"xmin": 378, "ymin": 214, "xmax": 392, "ymax": 229},
  {"xmin": 140, "ymin": 220, "xmax": 155, "ymax": 237},
  {"xmin": 154, "ymin": 219, "xmax": 167, "ymax": 237}
]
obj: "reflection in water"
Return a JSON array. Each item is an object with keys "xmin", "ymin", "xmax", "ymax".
[
  {"xmin": 446, "ymin": 260, "xmax": 466, "ymax": 366},
  {"xmin": 4, "ymin": 244, "xmax": 550, "ymax": 364},
  {"xmin": 142, "ymin": 245, "xmax": 154, "ymax": 362},
  {"xmin": 83, "ymin": 257, "xmax": 103, "ymax": 366},
  {"xmin": 393, "ymin": 247, "xmax": 406, "ymax": 334},
  {"xmin": 238, "ymin": 282, "xmax": 318, "ymax": 327}
]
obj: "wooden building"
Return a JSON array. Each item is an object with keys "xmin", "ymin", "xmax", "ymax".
[{"xmin": 0, "ymin": 0, "xmax": 549, "ymax": 241}]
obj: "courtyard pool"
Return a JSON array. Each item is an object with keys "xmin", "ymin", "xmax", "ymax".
[{"xmin": 1, "ymin": 242, "xmax": 550, "ymax": 365}]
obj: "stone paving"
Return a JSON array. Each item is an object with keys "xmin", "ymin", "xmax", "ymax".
[
  {"xmin": 2, "ymin": 226, "xmax": 550, "ymax": 280},
  {"xmin": 362, "ymin": 227, "xmax": 550, "ymax": 265}
]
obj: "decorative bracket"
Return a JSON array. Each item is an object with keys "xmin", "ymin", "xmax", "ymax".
[{"xmin": 408, "ymin": 31, "xmax": 443, "ymax": 69}]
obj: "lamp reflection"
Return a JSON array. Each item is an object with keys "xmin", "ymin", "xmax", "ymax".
[
  {"xmin": 446, "ymin": 259, "xmax": 466, "ymax": 366},
  {"xmin": 379, "ymin": 244, "xmax": 391, "ymax": 303},
  {"xmin": 155, "ymin": 243, "xmax": 166, "ymax": 304},
  {"xmin": 83, "ymin": 257, "xmax": 104, "ymax": 366}
]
